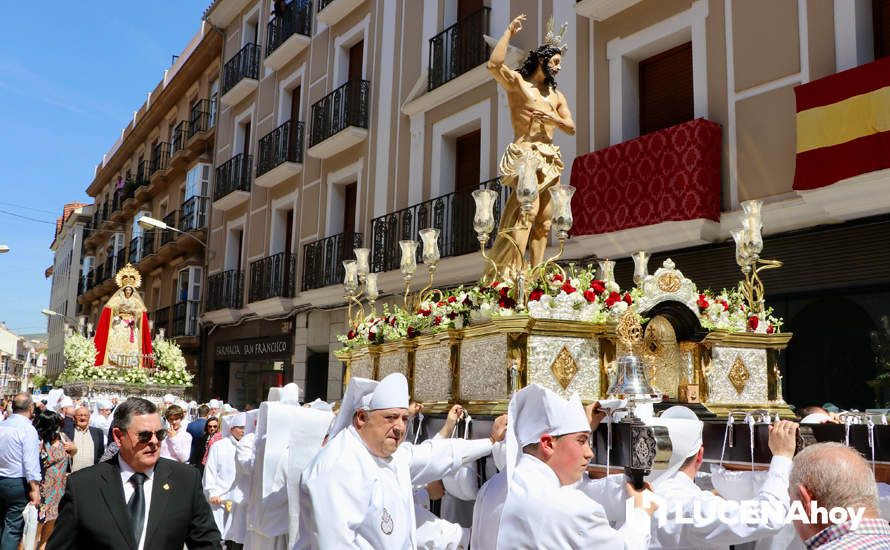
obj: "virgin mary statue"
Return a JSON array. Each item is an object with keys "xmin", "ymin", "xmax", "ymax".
[{"xmin": 94, "ymin": 263, "xmax": 153, "ymax": 368}]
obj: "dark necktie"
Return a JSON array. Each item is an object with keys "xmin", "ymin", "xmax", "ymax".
[{"xmin": 127, "ymin": 472, "xmax": 148, "ymax": 545}]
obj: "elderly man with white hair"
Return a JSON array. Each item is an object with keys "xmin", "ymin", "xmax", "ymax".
[
  {"xmin": 296, "ymin": 373, "xmax": 502, "ymax": 548},
  {"xmin": 790, "ymin": 442, "xmax": 890, "ymax": 548},
  {"xmin": 645, "ymin": 406, "xmax": 799, "ymax": 549}
]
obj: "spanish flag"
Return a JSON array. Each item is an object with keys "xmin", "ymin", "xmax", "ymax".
[{"xmin": 793, "ymin": 56, "xmax": 890, "ymax": 191}]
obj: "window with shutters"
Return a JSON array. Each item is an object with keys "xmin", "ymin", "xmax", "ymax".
[{"xmin": 638, "ymin": 42, "xmax": 693, "ymax": 136}]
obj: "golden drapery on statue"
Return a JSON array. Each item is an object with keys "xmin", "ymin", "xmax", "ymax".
[
  {"xmin": 94, "ymin": 264, "xmax": 153, "ymax": 368},
  {"xmin": 485, "ymin": 141, "xmax": 564, "ymax": 280}
]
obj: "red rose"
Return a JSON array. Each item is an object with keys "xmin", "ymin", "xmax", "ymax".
[
  {"xmin": 590, "ymin": 279, "xmax": 606, "ymax": 295},
  {"xmin": 552, "ymin": 273, "xmax": 564, "ymax": 282},
  {"xmin": 529, "ymin": 289, "xmax": 545, "ymax": 302},
  {"xmin": 696, "ymin": 294, "xmax": 709, "ymax": 312},
  {"xmin": 407, "ymin": 326, "xmax": 416, "ymax": 338},
  {"xmin": 747, "ymin": 316, "xmax": 759, "ymax": 331},
  {"xmin": 721, "ymin": 300, "xmax": 729, "ymax": 311},
  {"xmin": 561, "ymin": 281, "xmax": 577, "ymax": 294},
  {"xmin": 462, "ymin": 295, "xmax": 472, "ymax": 306},
  {"xmin": 490, "ymin": 280, "xmax": 500, "ymax": 288},
  {"xmin": 389, "ymin": 316, "xmax": 397, "ymax": 326},
  {"xmin": 447, "ymin": 312, "xmax": 457, "ymax": 320},
  {"xmin": 347, "ymin": 330, "xmax": 356, "ymax": 340},
  {"xmin": 623, "ymin": 292, "xmax": 633, "ymax": 305},
  {"xmin": 498, "ymin": 296, "xmax": 516, "ymax": 309},
  {"xmin": 419, "ymin": 308, "xmax": 431, "ymax": 317},
  {"xmin": 434, "ymin": 315, "xmax": 442, "ymax": 326},
  {"xmin": 499, "ymin": 287, "xmax": 510, "ymax": 299},
  {"xmin": 766, "ymin": 324, "xmax": 775, "ymax": 334},
  {"xmin": 605, "ymin": 291, "xmax": 620, "ymax": 308},
  {"xmin": 583, "ymin": 289, "xmax": 597, "ymax": 303},
  {"xmin": 447, "ymin": 296, "xmax": 456, "ymax": 303},
  {"xmin": 368, "ymin": 331, "xmax": 377, "ymax": 341}
]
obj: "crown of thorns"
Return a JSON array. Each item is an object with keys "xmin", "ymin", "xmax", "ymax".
[{"xmin": 543, "ymin": 17, "xmax": 568, "ymax": 54}]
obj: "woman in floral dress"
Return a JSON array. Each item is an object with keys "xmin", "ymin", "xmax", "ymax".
[{"xmin": 33, "ymin": 409, "xmax": 73, "ymax": 550}]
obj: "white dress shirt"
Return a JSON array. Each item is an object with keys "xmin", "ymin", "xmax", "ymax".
[
  {"xmin": 119, "ymin": 457, "xmax": 155, "ymax": 550},
  {"xmin": 0, "ymin": 413, "xmax": 41, "ymax": 481}
]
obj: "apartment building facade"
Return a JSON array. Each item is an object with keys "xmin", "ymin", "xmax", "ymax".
[
  {"xmin": 76, "ymin": 23, "xmax": 223, "ymax": 377},
  {"xmin": 46, "ymin": 202, "xmax": 92, "ymax": 378},
  {"xmin": 190, "ymin": 0, "xmax": 890, "ymax": 408},
  {"xmin": 0, "ymin": 324, "xmax": 25, "ymax": 396}
]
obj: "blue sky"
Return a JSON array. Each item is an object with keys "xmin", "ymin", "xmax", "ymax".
[{"xmin": 0, "ymin": 1, "xmax": 209, "ymax": 336}]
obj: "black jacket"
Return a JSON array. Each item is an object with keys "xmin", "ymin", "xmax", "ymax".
[
  {"xmin": 61, "ymin": 424, "xmax": 105, "ymax": 467},
  {"xmin": 46, "ymin": 456, "xmax": 221, "ymax": 550}
]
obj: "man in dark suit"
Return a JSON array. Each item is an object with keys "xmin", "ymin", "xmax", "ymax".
[
  {"xmin": 62, "ymin": 406, "xmax": 105, "ymax": 471},
  {"xmin": 47, "ymin": 397, "xmax": 221, "ymax": 549}
]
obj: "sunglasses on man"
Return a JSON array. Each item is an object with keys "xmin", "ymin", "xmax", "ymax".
[{"xmin": 130, "ymin": 429, "xmax": 168, "ymax": 443}]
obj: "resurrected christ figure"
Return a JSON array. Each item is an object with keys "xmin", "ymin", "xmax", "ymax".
[{"xmin": 485, "ymin": 14, "xmax": 576, "ymax": 280}]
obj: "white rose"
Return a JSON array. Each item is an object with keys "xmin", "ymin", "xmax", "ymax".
[{"xmin": 610, "ymin": 301, "xmax": 629, "ymax": 315}]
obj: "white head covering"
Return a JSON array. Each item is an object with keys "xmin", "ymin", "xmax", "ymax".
[
  {"xmin": 208, "ymin": 399, "xmax": 222, "ymax": 409},
  {"xmin": 801, "ymin": 412, "xmax": 832, "ymax": 424},
  {"xmin": 97, "ymin": 399, "xmax": 113, "ymax": 410},
  {"xmin": 163, "ymin": 394, "xmax": 176, "ymax": 404},
  {"xmin": 505, "ymin": 384, "xmax": 590, "ymax": 482},
  {"xmin": 266, "ymin": 387, "xmax": 282, "ymax": 402},
  {"xmin": 58, "ymin": 396, "xmax": 74, "ymax": 411},
  {"xmin": 308, "ymin": 398, "xmax": 333, "ymax": 412},
  {"xmin": 221, "ymin": 412, "xmax": 247, "ymax": 438},
  {"xmin": 222, "ymin": 403, "xmax": 236, "ymax": 414},
  {"xmin": 647, "ymin": 406, "xmax": 703, "ymax": 489},
  {"xmin": 45, "ymin": 389, "xmax": 65, "ymax": 413},
  {"xmin": 327, "ymin": 373, "xmax": 410, "ymax": 441},
  {"xmin": 281, "ymin": 383, "xmax": 301, "ymax": 405},
  {"xmin": 244, "ymin": 409, "xmax": 261, "ymax": 435}
]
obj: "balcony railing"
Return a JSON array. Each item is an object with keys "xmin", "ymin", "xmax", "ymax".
[
  {"xmin": 257, "ymin": 120, "xmax": 304, "ymax": 176},
  {"xmin": 135, "ymin": 160, "xmax": 150, "ymax": 187},
  {"xmin": 113, "ymin": 247, "xmax": 127, "ymax": 272},
  {"xmin": 101, "ymin": 202, "xmax": 108, "ymax": 223},
  {"xmin": 178, "ymin": 196, "xmax": 208, "ymax": 233},
  {"xmin": 171, "ymin": 121, "xmax": 189, "ymax": 154},
  {"xmin": 102, "ymin": 260, "xmax": 114, "ymax": 282},
  {"xmin": 266, "ymin": 0, "xmax": 313, "ymax": 57},
  {"xmin": 152, "ymin": 306, "xmax": 171, "ymax": 336},
  {"xmin": 150, "ymin": 143, "xmax": 170, "ymax": 175},
  {"xmin": 370, "ymin": 178, "xmax": 508, "ymax": 273},
  {"xmin": 188, "ymin": 99, "xmax": 214, "ymax": 139},
  {"xmin": 172, "ymin": 300, "xmax": 200, "ymax": 337},
  {"xmin": 302, "ymin": 232, "xmax": 362, "ymax": 291},
  {"xmin": 214, "ymin": 154, "xmax": 253, "ymax": 202},
  {"xmin": 111, "ymin": 187, "xmax": 124, "ymax": 213},
  {"xmin": 160, "ymin": 211, "xmax": 177, "ymax": 246},
  {"xmin": 309, "ymin": 79, "xmax": 370, "ymax": 147},
  {"xmin": 249, "ymin": 252, "xmax": 296, "ymax": 302},
  {"xmin": 222, "ymin": 43, "xmax": 261, "ymax": 96},
  {"xmin": 206, "ymin": 270, "xmax": 244, "ymax": 311},
  {"xmin": 141, "ymin": 230, "xmax": 156, "ymax": 259},
  {"xmin": 428, "ymin": 7, "xmax": 491, "ymax": 90},
  {"xmin": 128, "ymin": 237, "xmax": 142, "ymax": 264}
]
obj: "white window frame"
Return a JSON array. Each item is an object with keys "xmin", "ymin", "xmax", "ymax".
[
  {"xmin": 241, "ymin": 5, "xmax": 262, "ymax": 47},
  {"xmin": 325, "ymin": 158, "xmax": 363, "ymax": 237},
  {"xmin": 225, "ymin": 214, "xmax": 247, "ymax": 272},
  {"xmin": 606, "ymin": 0, "xmax": 708, "ymax": 145},
  {"xmin": 233, "ymin": 105, "xmax": 255, "ymax": 156},
  {"xmin": 428, "ymin": 99, "xmax": 491, "ymax": 201},
  {"xmin": 277, "ymin": 67, "xmax": 306, "ymax": 126},
  {"xmin": 270, "ymin": 191, "xmax": 299, "ymax": 255},
  {"xmin": 333, "ymin": 14, "xmax": 370, "ymax": 88}
]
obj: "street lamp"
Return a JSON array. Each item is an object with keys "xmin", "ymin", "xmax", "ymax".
[
  {"xmin": 137, "ymin": 216, "xmax": 206, "ymax": 247},
  {"xmin": 41, "ymin": 309, "xmax": 85, "ymax": 333},
  {"xmin": 0, "ymin": 245, "xmax": 9, "ymax": 254}
]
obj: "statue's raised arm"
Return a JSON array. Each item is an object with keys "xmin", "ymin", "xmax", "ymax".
[{"xmin": 487, "ymin": 14, "xmax": 526, "ymax": 88}]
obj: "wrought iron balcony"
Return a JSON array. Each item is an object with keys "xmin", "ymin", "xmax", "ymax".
[
  {"xmin": 213, "ymin": 154, "xmax": 252, "ymax": 207},
  {"xmin": 111, "ymin": 187, "xmax": 124, "ymax": 213},
  {"xmin": 172, "ymin": 300, "xmax": 200, "ymax": 337},
  {"xmin": 301, "ymin": 232, "xmax": 362, "ymax": 291},
  {"xmin": 206, "ymin": 270, "xmax": 244, "ymax": 311},
  {"xmin": 102, "ymin": 260, "xmax": 114, "ymax": 282},
  {"xmin": 141, "ymin": 230, "xmax": 156, "ymax": 260},
  {"xmin": 370, "ymin": 178, "xmax": 508, "ymax": 273},
  {"xmin": 150, "ymin": 142, "xmax": 170, "ymax": 176},
  {"xmin": 152, "ymin": 306, "xmax": 171, "ymax": 336},
  {"xmin": 178, "ymin": 196, "xmax": 208, "ymax": 233},
  {"xmin": 159, "ymin": 211, "xmax": 177, "ymax": 246},
  {"xmin": 112, "ymin": 247, "xmax": 126, "ymax": 272},
  {"xmin": 249, "ymin": 252, "xmax": 296, "ymax": 302},
  {"xmin": 222, "ymin": 43, "xmax": 260, "ymax": 103},
  {"xmin": 128, "ymin": 236, "xmax": 142, "ymax": 264},
  {"xmin": 266, "ymin": 0, "xmax": 312, "ymax": 58},
  {"xmin": 309, "ymin": 79, "xmax": 370, "ymax": 148},
  {"xmin": 256, "ymin": 120, "xmax": 304, "ymax": 178},
  {"xmin": 188, "ymin": 99, "xmax": 214, "ymax": 139},
  {"xmin": 171, "ymin": 121, "xmax": 189, "ymax": 155},
  {"xmin": 428, "ymin": 7, "xmax": 491, "ymax": 91},
  {"xmin": 135, "ymin": 160, "xmax": 150, "ymax": 188}
]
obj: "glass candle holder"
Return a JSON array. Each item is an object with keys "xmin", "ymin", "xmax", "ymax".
[
  {"xmin": 741, "ymin": 199, "xmax": 763, "ymax": 227},
  {"xmin": 399, "ymin": 240, "xmax": 418, "ymax": 276},
  {"xmin": 343, "ymin": 260, "xmax": 359, "ymax": 292},
  {"xmin": 515, "ymin": 155, "xmax": 540, "ymax": 213},
  {"xmin": 365, "ymin": 272, "xmax": 379, "ymax": 302},
  {"xmin": 549, "ymin": 185, "xmax": 575, "ymax": 239},
  {"xmin": 472, "ymin": 189, "xmax": 498, "ymax": 237},
  {"xmin": 418, "ymin": 228, "xmax": 441, "ymax": 264},
  {"xmin": 743, "ymin": 216, "xmax": 763, "ymax": 256},
  {"xmin": 632, "ymin": 251, "xmax": 651, "ymax": 286},
  {"xmin": 353, "ymin": 248, "xmax": 370, "ymax": 277},
  {"xmin": 731, "ymin": 229, "xmax": 752, "ymax": 268}
]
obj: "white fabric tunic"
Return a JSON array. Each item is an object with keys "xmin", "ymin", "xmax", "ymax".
[
  {"xmin": 227, "ymin": 432, "xmax": 256, "ymax": 544},
  {"xmin": 89, "ymin": 413, "xmax": 111, "ymax": 442},
  {"xmin": 470, "ymin": 470, "xmax": 508, "ymax": 550},
  {"xmin": 203, "ymin": 436, "xmax": 238, "ymax": 540},
  {"xmin": 296, "ymin": 425, "xmax": 492, "ymax": 549},
  {"xmin": 496, "ymin": 455, "xmax": 651, "ymax": 550},
  {"xmin": 650, "ymin": 456, "xmax": 792, "ymax": 549}
]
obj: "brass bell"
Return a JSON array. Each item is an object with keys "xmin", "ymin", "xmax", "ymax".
[{"xmin": 608, "ymin": 355, "xmax": 656, "ymax": 397}]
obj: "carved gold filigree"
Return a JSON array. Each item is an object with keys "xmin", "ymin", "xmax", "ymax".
[
  {"xmin": 728, "ymin": 355, "xmax": 750, "ymax": 394},
  {"xmin": 550, "ymin": 346, "xmax": 579, "ymax": 390},
  {"xmin": 617, "ymin": 309, "xmax": 643, "ymax": 355},
  {"xmin": 657, "ymin": 272, "xmax": 682, "ymax": 293}
]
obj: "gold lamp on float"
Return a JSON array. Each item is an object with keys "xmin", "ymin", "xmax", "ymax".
[
  {"xmin": 342, "ymin": 247, "xmax": 380, "ymax": 326},
  {"xmin": 732, "ymin": 200, "xmax": 782, "ymax": 322}
]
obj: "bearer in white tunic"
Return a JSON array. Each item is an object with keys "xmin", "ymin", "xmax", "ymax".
[
  {"xmin": 203, "ymin": 412, "xmax": 246, "ymax": 541},
  {"xmin": 496, "ymin": 384, "xmax": 653, "ymax": 550},
  {"xmin": 646, "ymin": 406, "xmax": 799, "ymax": 549},
  {"xmin": 296, "ymin": 373, "xmax": 500, "ymax": 549},
  {"xmin": 90, "ymin": 399, "xmax": 113, "ymax": 442}
]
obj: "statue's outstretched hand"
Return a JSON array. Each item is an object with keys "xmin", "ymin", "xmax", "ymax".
[{"xmin": 508, "ymin": 14, "xmax": 526, "ymax": 37}]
